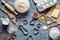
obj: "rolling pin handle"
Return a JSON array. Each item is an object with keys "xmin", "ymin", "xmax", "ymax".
[{"xmin": 14, "ymin": 11, "xmax": 18, "ymax": 15}]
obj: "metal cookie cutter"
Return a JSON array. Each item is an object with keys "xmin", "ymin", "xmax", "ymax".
[
  {"xmin": 29, "ymin": 20, "xmax": 34, "ymax": 26},
  {"xmin": 19, "ymin": 25, "xmax": 28, "ymax": 36},
  {"xmin": 23, "ymin": 19, "xmax": 28, "ymax": 25},
  {"xmin": 27, "ymin": 35, "xmax": 33, "ymax": 40},
  {"xmin": 37, "ymin": 23, "xmax": 41, "ymax": 28},
  {"xmin": 33, "ymin": 28, "xmax": 39, "ymax": 35}
]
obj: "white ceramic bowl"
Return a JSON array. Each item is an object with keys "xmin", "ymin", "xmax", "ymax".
[
  {"xmin": 14, "ymin": 0, "xmax": 30, "ymax": 13},
  {"xmin": 49, "ymin": 27, "xmax": 60, "ymax": 40}
]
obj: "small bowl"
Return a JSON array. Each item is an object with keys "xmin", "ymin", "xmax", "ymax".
[
  {"xmin": 32, "ymin": 11, "xmax": 39, "ymax": 19},
  {"xmin": 38, "ymin": 14, "xmax": 46, "ymax": 22}
]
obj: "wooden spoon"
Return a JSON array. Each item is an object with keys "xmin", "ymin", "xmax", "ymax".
[{"xmin": 0, "ymin": 7, "xmax": 14, "ymax": 19}]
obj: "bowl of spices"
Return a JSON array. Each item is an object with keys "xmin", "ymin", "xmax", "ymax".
[
  {"xmin": 32, "ymin": 11, "xmax": 39, "ymax": 19},
  {"xmin": 14, "ymin": 0, "xmax": 30, "ymax": 13},
  {"xmin": 2, "ymin": 33, "xmax": 8, "ymax": 39}
]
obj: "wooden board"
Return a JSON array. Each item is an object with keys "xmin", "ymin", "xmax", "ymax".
[{"xmin": 46, "ymin": 5, "xmax": 60, "ymax": 24}]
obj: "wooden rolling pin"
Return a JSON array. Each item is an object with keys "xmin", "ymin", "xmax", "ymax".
[{"xmin": 2, "ymin": 0, "xmax": 18, "ymax": 15}]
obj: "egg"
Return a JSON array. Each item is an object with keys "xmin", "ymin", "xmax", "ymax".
[
  {"xmin": 53, "ymin": 0, "xmax": 57, "ymax": 3},
  {"xmin": 46, "ymin": 4, "xmax": 50, "ymax": 7},
  {"xmin": 43, "ymin": 5, "xmax": 46, "ymax": 9},
  {"xmin": 44, "ymin": 0, "xmax": 48, "ymax": 2},
  {"xmin": 40, "ymin": 15, "xmax": 46, "ymax": 22},
  {"xmin": 50, "ymin": 2, "xmax": 53, "ymax": 5},
  {"xmin": 41, "ymin": 2, "xmax": 44, "ymax": 4}
]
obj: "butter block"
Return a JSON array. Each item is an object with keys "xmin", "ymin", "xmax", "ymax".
[{"xmin": 51, "ymin": 9, "xmax": 60, "ymax": 18}]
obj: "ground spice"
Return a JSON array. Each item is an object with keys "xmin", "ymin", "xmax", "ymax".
[
  {"xmin": 33, "ymin": 11, "xmax": 38, "ymax": 18},
  {"xmin": 2, "ymin": 33, "xmax": 8, "ymax": 39}
]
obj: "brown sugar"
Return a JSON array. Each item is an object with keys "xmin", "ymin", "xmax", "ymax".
[
  {"xmin": 33, "ymin": 11, "xmax": 39, "ymax": 18},
  {"xmin": 2, "ymin": 33, "xmax": 8, "ymax": 39}
]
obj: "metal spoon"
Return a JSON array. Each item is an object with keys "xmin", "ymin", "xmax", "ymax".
[{"xmin": 42, "ymin": 24, "xmax": 60, "ymax": 30}]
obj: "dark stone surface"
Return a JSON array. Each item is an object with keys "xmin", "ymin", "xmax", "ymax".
[{"xmin": 0, "ymin": 0, "xmax": 60, "ymax": 40}]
